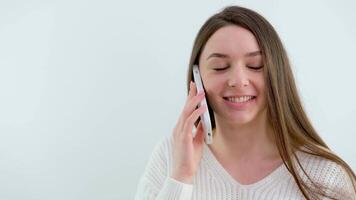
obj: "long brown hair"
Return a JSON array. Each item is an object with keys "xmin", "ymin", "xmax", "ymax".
[{"xmin": 186, "ymin": 5, "xmax": 356, "ymax": 200}]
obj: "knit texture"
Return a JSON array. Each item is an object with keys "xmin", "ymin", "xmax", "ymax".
[{"xmin": 134, "ymin": 135, "xmax": 355, "ymax": 200}]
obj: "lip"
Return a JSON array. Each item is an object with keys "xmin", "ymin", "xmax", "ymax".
[{"xmin": 223, "ymin": 96, "xmax": 256, "ymax": 110}]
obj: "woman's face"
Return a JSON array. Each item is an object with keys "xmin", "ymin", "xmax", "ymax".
[{"xmin": 198, "ymin": 25, "xmax": 267, "ymax": 126}]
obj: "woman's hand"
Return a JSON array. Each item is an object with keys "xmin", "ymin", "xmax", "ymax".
[{"xmin": 171, "ymin": 81, "xmax": 207, "ymax": 184}]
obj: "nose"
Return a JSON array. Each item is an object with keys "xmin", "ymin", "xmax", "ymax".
[{"xmin": 227, "ymin": 65, "xmax": 249, "ymax": 88}]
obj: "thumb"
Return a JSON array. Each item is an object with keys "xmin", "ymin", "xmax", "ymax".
[{"xmin": 194, "ymin": 121, "xmax": 205, "ymax": 144}]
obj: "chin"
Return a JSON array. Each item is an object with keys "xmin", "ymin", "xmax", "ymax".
[
  {"xmin": 231, "ymin": 116, "xmax": 255, "ymax": 125},
  {"xmin": 222, "ymin": 112, "xmax": 258, "ymax": 126}
]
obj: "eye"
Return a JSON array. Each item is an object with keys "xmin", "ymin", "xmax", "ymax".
[
  {"xmin": 213, "ymin": 66, "xmax": 229, "ymax": 71},
  {"xmin": 247, "ymin": 65, "xmax": 264, "ymax": 71}
]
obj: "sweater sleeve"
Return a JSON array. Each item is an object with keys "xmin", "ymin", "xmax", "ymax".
[{"xmin": 134, "ymin": 135, "xmax": 194, "ymax": 200}]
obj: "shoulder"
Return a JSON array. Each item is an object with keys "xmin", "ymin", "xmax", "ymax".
[
  {"xmin": 150, "ymin": 134, "xmax": 174, "ymax": 161},
  {"xmin": 295, "ymin": 150, "xmax": 344, "ymax": 179},
  {"xmin": 135, "ymin": 135, "xmax": 174, "ymax": 192},
  {"xmin": 150, "ymin": 134, "xmax": 171, "ymax": 152},
  {"xmin": 143, "ymin": 134, "xmax": 175, "ymax": 174},
  {"xmin": 295, "ymin": 150, "xmax": 356, "ymax": 199}
]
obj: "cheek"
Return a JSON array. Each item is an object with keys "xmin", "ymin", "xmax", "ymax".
[
  {"xmin": 255, "ymin": 80, "xmax": 267, "ymax": 104},
  {"xmin": 202, "ymin": 76, "xmax": 224, "ymax": 93},
  {"xmin": 256, "ymin": 82, "xmax": 266, "ymax": 95},
  {"xmin": 201, "ymin": 76, "xmax": 224, "ymax": 107},
  {"xmin": 253, "ymin": 75, "xmax": 266, "ymax": 93}
]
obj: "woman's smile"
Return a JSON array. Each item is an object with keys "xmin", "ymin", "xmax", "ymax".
[{"xmin": 223, "ymin": 95, "xmax": 257, "ymax": 110}]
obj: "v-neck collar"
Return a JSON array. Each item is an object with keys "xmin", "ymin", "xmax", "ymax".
[{"xmin": 202, "ymin": 142, "xmax": 287, "ymax": 189}]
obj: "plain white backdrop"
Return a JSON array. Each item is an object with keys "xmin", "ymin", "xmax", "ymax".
[{"xmin": 0, "ymin": 0, "xmax": 355, "ymax": 199}]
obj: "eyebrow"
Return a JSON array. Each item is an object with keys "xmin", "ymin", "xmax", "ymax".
[{"xmin": 206, "ymin": 50, "xmax": 262, "ymax": 60}]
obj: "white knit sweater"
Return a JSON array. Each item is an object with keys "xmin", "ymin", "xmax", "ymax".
[{"xmin": 134, "ymin": 135, "xmax": 355, "ymax": 200}]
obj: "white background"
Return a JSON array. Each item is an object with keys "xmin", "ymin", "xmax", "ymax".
[{"xmin": 0, "ymin": 0, "xmax": 355, "ymax": 199}]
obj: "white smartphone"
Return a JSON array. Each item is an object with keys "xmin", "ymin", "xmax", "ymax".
[{"xmin": 192, "ymin": 65, "xmax": 213, "ymax": 144}]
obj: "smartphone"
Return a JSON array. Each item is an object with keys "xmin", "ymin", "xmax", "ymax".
[{"xmin": 192, "ymin": 65, "xmax": 213, "ymax": 144}]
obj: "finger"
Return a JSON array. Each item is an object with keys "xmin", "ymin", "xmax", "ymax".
[
  {"xmin": 181, "ymin": 91, "xmax": 205, "ymax": 120},
  {"xmin": 190, "ymin": 81, "xmax": 198, "ymax": 98},
  {"xmin": 184, "ymin": 80, "xmax": 201, "ymax": 113},
  {"xmin": 187, "ymin": 81, "xmax": 195, "ymax": 100},
  {"xmin": 179, "ymin": 82, "xmax": 198, "ymax": 129},
  {"xmin": 186, "ymin": 81, "xmax": 199, "ymax": 104},
  {"xmin": 194, "ymin": 121, "xmax": 205, "ymax": 144},
  {"xmin": 181, "ymin": 105, "xmax": 207, "ymax": 140},
  {"xmin": 176, "ymin": 83, "xmax": 205, "ymax": 138}
]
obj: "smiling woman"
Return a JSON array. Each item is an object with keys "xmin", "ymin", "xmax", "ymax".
[
  {"xmin": 198, "ymin": 25, "xmax": 266, "ymax": 126},
  {"xmin": 134, "ymin": 5, "xmax": 356, "ymax": 200}
]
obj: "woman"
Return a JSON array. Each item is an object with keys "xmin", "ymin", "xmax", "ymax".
[{"xmin": 134, "ymin": 5, "xmax": 356, "ymax": 200}]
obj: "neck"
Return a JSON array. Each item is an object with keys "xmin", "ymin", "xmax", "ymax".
[{"xmin": 209, "ymin": 111, "xmax": 279, "ymax": 162}]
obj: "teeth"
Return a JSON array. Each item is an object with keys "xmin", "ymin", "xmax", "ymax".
[{"xmin": 227, "ymin": 96, "xmax": 254, "ymax": 103}]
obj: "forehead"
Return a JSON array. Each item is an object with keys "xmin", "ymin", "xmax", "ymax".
[{"xmin": 201, "ymin": 25, "xmax": 260, "ymax": 59}]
